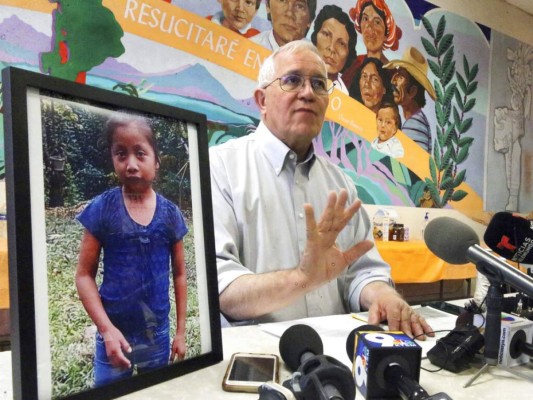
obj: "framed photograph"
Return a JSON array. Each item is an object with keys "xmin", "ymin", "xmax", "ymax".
[{"xmin": 2, "ymin": 66, "xmax": 222, "ymax": 399}]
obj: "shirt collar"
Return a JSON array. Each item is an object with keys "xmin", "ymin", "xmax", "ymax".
[{"xmin": 255, "ymin": 122, "xmax": 315, "ymax": 177}]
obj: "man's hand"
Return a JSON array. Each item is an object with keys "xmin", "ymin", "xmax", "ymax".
[
  {"xmin": 363, "ymin": 282, "xmax": 434, "ymax": 340},
  {"xmin": 101, "ymin": 326, "xmax": 132, "ymax": 369},
  {"xmin": 298, "ymin": 190, "xmax": 374, "ymax": 288}
]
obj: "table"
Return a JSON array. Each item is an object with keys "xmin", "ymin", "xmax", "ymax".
[
  {"xmin": 375, "ymin": 240, "xmax": 478, "ymax": 284},
  {"xmin": 2, "ymin": 311, "xmax": 531, "ymax": 400},
  {"xmin": 376, "ymin": 240, "xmax": 478, "ymax": 300}
]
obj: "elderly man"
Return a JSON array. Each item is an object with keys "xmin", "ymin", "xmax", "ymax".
[
  {"xmin": 210, "ymin": 40, "xmax": 433, "ymax": 339},
  {"xmin": 251, "ymin": 0, "xmax": 316, "ymax": 50},
  {"xmin": 384, "ymin": 46, "xmax": 436, "ymax": 152}
]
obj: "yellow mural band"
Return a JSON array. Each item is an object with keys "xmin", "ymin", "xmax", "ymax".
[{"xmin": 6, "ymin": 0, "xmax": 483, "ymax": 215}]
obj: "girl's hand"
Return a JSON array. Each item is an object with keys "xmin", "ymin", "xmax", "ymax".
[
  {"xmin": 170, "ymin": 333, "xmax": 186, "ymax": 362},
  {"xmin": 102, "ymin": 326, "xmax": 132, "ymax": 369}
]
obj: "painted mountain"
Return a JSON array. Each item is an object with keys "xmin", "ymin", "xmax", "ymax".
[{"xmin": 0, "ymin": 14, "xmax": 258, "ymax": 126}]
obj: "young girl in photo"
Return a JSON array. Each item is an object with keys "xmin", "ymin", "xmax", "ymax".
[{"xmin": 75, "ymin": 113, "xmax": 188, "ymax": 386}]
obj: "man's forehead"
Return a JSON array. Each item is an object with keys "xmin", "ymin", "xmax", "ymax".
[
  {"xmin": 269, "ymin": 0, "xmax": 309, "ymax": 6},
  {"xmin": 275, "ymin": 51, "xmax": 326, "ymax": 75}
]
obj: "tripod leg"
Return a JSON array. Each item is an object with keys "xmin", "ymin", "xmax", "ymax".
[{"xmin": 463, "ymin": 363, "xmax": 490, "ymax": 388}]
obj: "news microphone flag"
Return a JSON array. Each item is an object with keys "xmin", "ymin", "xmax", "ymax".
[{"xmin": 484, "ymin": 212, "xmax": 533, "ymax": 264}]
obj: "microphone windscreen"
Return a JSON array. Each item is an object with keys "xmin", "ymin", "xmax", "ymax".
[
  {"xmin": 424, "ymin": 217, "xmax": 480, "ymax": 264},
  {"xmin": 484, "ymin": 212, "xmax": 533, "ymax": 264},
  {"xmin": 346, "ymin": 324, "xmax": 384, "ymax": 361},
  {"xmin": 279, "ymin": 324, "xmax": 323, "ymax": 371}
]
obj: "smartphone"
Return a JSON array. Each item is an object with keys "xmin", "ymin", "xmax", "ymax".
[{"xmin": 222, "ymin": 352, "xmax": 279, "ymax": 393}]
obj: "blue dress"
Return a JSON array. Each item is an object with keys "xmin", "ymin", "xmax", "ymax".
[{"xmin": 77, "ymin": 187, "xmax": 188, "ymax": 357}]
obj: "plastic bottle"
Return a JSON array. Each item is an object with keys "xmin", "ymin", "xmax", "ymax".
[{"xmin": 421, "ymin": 212, "xmax": 429, "ymax": 240}]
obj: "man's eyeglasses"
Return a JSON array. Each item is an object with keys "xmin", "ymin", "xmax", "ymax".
[{"xmin": 264, "ymin": 74, "xmax": 335, "ymax": 96}]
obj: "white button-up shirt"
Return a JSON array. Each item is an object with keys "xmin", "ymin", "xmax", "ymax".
[{"xmin": 210, "ymin": 122, "xmax": 392, "ymax": 323}]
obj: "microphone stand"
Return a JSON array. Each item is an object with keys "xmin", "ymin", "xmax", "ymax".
[{"xmin": 464, "ymin": 261, "xmax": 533, "ymax": 387}]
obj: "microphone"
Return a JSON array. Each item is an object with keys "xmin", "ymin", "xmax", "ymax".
[
  {"xmin": 424, "ymin": 216, "xmax": 533, "ymax": 297},
  {"xmin": 346, "ymin": 325, "xmax": 451, "ymax": 400},
  {"xmin": 424, "ymin": 216, "xmax": 533, "ymax": 366},
  {"xmin": 484, "ymin": 211, "xmax": 533, "ymax": 264},
  {"xmin": 346, "ymin": 325, "xmax": 452, "ymax": 400},
  {"xmin": 277, "ymin": 324, "xmax": 355, "ymax": 400}
]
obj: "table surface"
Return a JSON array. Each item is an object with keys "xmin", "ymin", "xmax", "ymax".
[{"xmin": 2, "ymin": 309, "xmax": 532, "ymax": 400}]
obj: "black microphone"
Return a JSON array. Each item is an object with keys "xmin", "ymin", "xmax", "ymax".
[
  {"xmin": 424, "ymin": 216, "xmax": 533, "ymax": 297},
  {"xmin": 346, "ymin": 325, "xmax": 452, "ymax": 400},
  {"xmin": 424, "ymin": 216, "xmax": 533, "ymax": 366},
  {"xmin": 278, "ymin": 324, "xmax": 355, "ymax": 400},
  {"xmin": 484, "ymin": 211, "xmax": 533, "ymax": 264}
]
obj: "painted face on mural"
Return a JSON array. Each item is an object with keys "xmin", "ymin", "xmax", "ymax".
[
  {"xmin": 219, "ymin": 0, "xmax": 259, "ymax": 31},
  {"xmin": 268, "ymin": 0, "xmax": 312, "ymax": 47},
  {"xmin": 359, "ymin": 61, "xmax": 386, "ymax": 112},
  {"xmin": 391, "ymin": 67, "xmax": 414, "ymax": 106},
  {"xmin": 316, "ymin": 18, "xmax": 350, "ymax": 77},
  {"xmin": 360, "ymin": 5, "xmax": 387, "ymax": 56},
  {"xmin": 255, "ymin": 49, "xmax": 329, "ymax": 158},
  {"xmin": 376, "ymin": 106, "xmax": 399, "ymax": 143}
]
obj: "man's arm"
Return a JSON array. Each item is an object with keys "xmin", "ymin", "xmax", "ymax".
[{"xmin": 220, "ymin": 190, "xmax": 373, "ymax": 320}]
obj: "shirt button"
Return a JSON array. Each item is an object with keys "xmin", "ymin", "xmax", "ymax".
[
  {"xmin": 289, "ymin": 154, "xmax": 295, "ymax": 160},
  {"xmin": 298, "ymin": 213, "xmax": 304, "ymax": 219}
]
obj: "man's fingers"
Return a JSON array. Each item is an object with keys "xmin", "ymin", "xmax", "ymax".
[{"xmin": 343, "ymin": 240, "xmax": 374, "ymax": 264}]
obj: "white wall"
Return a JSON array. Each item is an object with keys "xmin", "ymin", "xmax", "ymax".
[{"xmin": 427, "ymin": 0, "xmax": 533, "ymax": 46}]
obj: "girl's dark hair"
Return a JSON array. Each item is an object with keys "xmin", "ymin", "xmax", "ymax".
[
  {"xmin": 310, "ymin": 5, "xmax": 357, "ymax": 73},
  {"xmin": 348, "ymin": 57, "xmax": 393, "ymax": 105},
  {"xmin": 104, "ymin": 112, "xmax": 161, "ymax": 164}
]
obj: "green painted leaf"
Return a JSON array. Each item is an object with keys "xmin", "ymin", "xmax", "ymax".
[
  {"xmin": 469, "ymin": 63, "xmax": 479, "ymax": 82},
  {"xmin": 428, "ymin": 59, "xmax": 441, "ymax": 77},
  {"xmin": 456, "ymin": 144, "xmax": 469, "ymax": 163},
  {"xmin": 456, "ymin": 72, "xmax": 467, "ymax": 94},
  {"xmin": 429, "ymin": 157, "xmax": 438, "ymax": 182},
  {"xmin": 453, "ymin": 169, "xmax": 466, "ymax": 188},
  {"xmin": 442, "ymin": 147, "xmax": 453, "ymax": 167},
  {"xmin": 441, "ymin": 176, "xmax": 454, "ymax": 189},
  {"xmin": 422, "ymin": 16, "xmax": 435, "ymax": 39},
  {"xmin": 438, "ymin": 34, "xmax": 454, "ymax": 56},
  {"xmin": 442, "ymin": 60, "xmax": 455, "ymax": 86},
  {"xmin": 458, "ymin": 136, "xmax": 474, "ymax": 147},
  {"xmin": 451, "ymin": 190, "xmax": 468, "ymax": 201},
  {"xmin": 459, "ymin": 117, "xmax": 473, "ymax": 134},
  {"xmin": 422, "ymin": 37, "xmax": 438, "ymax": 57},
  {"xmin": 444, "ymin": 82, "xmax": 457, "ymax": 106},
  {"xmin": 463, "ymin": 54, "xmax": 470, "ymax": 78},
  {"xmin": 467, "ymin": 81, "xmax": 478, "ymax": 96},
  {"xmin": 454, "ymin": 89, "xmax": 464, "ymax": 111},
  {"xmin": 464, "ymin": 98, "xmax": 476, "ymax": 113},
  {"xmin": 436, "ymin": 16, "xmax": 446, "ymax": 42}
]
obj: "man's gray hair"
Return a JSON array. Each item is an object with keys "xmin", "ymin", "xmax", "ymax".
[{"xmin": 257, "ymin": 40, "xmax": 327, "ymax": 88}]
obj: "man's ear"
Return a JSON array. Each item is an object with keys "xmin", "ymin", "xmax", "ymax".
[
  {"xmin": 254, "ymin": 88, "xmax": 267, "ymax": 113},
  {"xmin": 408, "ymin": 84, "xmax": 418, "ymax": 100}
]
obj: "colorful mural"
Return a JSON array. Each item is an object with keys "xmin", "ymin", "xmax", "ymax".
[{"xmin": 0, "ymin": 0, "xmax": 531, "ymax": 218}]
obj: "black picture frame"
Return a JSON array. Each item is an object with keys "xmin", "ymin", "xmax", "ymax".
[{"xmin": 1, "ymin": 66, "xmax": 222, "ymax": 399}]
